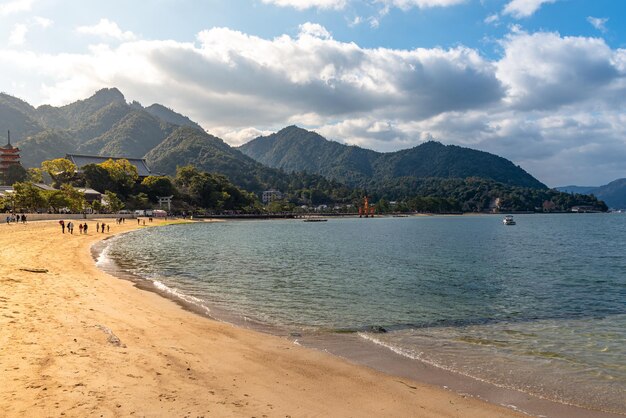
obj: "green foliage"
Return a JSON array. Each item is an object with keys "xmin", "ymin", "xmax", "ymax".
[
  {"xmin": 12, "ymin": 182, "xmax": 46, "ymax": 211},
  {"xmin": 60, "ymin": 184, "xmax": 86, "ymax": 213},
  {"xmin": 44, "ymin": 190, "xmax": 70, "ymax": 213},
  {"xmin": 3, "ymin": 164, "xmax": 27, "ymax": 185},
  {"xmin": 103, "ymin": 190, "xmax": 124, "ymax": 213},
  {"xmin": 141, "ymin": 176, "xmax": 176, "ymax": 202},
  {"xmin": 41, "ymin": 158, "xmax": 77, "ymax": 188},
  {"xmin": 99, "ymin": 158, "xmax": 138, "ymax": 195},
  {"xmin": 239, "ymin": 126, "xmax": 547, "ymax": 193},
  {"xmin": 175, "ymin": 165, "xmax": 256, "ymax": 211},
  {"xmin": 27, "ymin": 167, "xmax": 44, "ymax": 183}
]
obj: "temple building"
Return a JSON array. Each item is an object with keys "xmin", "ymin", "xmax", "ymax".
[
  {"xmin": 65, "ymin": 154, "xmax": 154, "ymax": 179},
  {"xmin": 0, "ymin": 131, "xmax": 21, "ymax": 180}
]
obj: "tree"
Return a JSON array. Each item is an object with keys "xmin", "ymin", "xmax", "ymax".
[
  {"xmin": 174, "ymin": 165, "xmax": 200, "ymax": 188},
  {"xmin": 44, "ymin": 190, "xmax": 71, "ymax": 213},
  {"xmin": 3, "ymin": 164, "xmax": 27, "ymax": 185},
  {"xmin": 12, "ymin": 182, "xmax": 46, "ymax": 212},
  {"xmin": 82, "ymin": 164, "xmax": 115, "ymax": 194},
  {"xmin": 99, "ymin": 159, "xmax": 139, "ymax": 195},
  {"xmin": 41, "ymin": 158, "xmax": 77, "ymax": 187},
  {"xmin": 60, "ymin": 184, "xmax": 86, "ymax": 213},
  {"xmin": 27, "ymin": 167, "xmax": 44, "ymax": 183},
  {"xmin": 141, "ymin": 176, "xmax": 176, "ymax": 201},
  {"xmin": 103, "ymin": 191, "xmax": 124, "ymax": 213}
]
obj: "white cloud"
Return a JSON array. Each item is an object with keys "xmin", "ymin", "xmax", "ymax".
[
  {"xmin": 0, "ymin": 0, "xmax": 33, "ymax": 16},
  {"xmin": 9, "ymin": 23, "xmax": 28, "ymax": 45},
  {"xmin": 33, "ymin": 16, "xmax": 52, "ymax": 28},
  {"xmin": 261, "ymin": 0, "xmax": 347, "ymax": 10},
  {"xmin": 299, "ymin": 22, "xmax": 332, "ymax": 39},
  {"xmin": 484, "ymin": 13, "xmax": 499, "ymax": 25},
  {"xmin": 587, "ymin": 16, "xmax": 608, "ymax": 33},
  {"xmin": 496, "ymin": 31, "xmax": 622, "ymax": 110},
  {"xmin": 76, "ymin": 18, "xmax": 136, "ymax": 41},
  {"xmin": 1, "ymin": 24, "xmax": 625, "ymax": 185},
  {"xmin": 376, "ymin": 0, "xmax": 466, "ymax": 10},
  {"xmin": 503, "ymin": 0, "xmax": 556, "ymax": 19}
]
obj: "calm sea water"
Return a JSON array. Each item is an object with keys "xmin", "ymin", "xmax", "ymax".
[{"xmin": 102, "ymin": 214, "xmax": 626, "ymax": 413}]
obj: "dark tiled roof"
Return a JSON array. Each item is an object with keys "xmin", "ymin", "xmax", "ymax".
[{"xmin": 66, "ymin": 154, "xmax": 153, "ymax": 177}]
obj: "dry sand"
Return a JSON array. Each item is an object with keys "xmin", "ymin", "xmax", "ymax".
[{"xmin": 0, "ymin": 219, "xmax": 523, "ymax": 417}]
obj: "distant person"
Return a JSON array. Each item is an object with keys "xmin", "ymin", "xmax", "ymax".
[
  {"xmin": 106, "ymin": 224, "xmax": 110, "ymax": 232},
  {"xmin": 21, "ymin": 214, "xmax": 26, "ymax": 224},
  {"xmin": 149, "ymin": 217, "xmax": 153, "ymax": 223},
  {"xmin": 5, "ymin": 216, "xmax": 9, "ymax": 224},
  {"xmin": 83, "ymin": 223, "xmax": 88, "ymax": 234},
  {"xmin": 59, "ymin": 220, "xmax": 65, "ymax": 234},
  {"xmin": 79, "ymin": 223, "xmax": 83, "ymax": 234},
  {"xmin": 142, "ymin": 219, "xmax": 146, "ymax": 226},
  {"xmin": 101, "ymin": 222, "xmax": 105, "ymax": 233},
  {"xmin": 96, "ymin": 222, "xmax": 100, "ymax": 233},
  {"xmin": 137, "ymin": 218, "xmax": 140, "ymax": 225}
]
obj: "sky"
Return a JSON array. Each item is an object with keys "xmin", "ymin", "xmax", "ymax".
[{"xmin": 0, "ymin": 0, "xmax": 625, "ymax": 187}]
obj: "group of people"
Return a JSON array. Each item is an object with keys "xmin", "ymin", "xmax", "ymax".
[
  {"xmin": 58, "ymin": 220, "xmax": 110, "ymax": 234},
  {"xmin": 5, "ymin": 214, "xmax": 27, "ymax": 224}
]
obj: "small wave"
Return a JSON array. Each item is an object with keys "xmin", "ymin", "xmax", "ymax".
[{"xmin": 151, "ymin": 280, "xmax": 212, "ymax": 316}]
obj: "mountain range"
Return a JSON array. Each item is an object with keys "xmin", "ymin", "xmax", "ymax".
[
  {"xmin": 238, "ymin": 126, "xmax": 546, "ymax": 190},
  {"xmin": 1, "ymin": 87, "xmax": 558, "ymax": 199},
  {"xmin": 557, "ymin": 179, "xmax": 626, "ymax": 209}
]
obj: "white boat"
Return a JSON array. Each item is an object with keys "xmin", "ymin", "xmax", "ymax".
[{"xmin": 503, "ymin": 215, "xmax": 516, "ymax": 225}]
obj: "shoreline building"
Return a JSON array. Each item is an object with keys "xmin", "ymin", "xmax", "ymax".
[
  {"xmin": 0, "ymin": 131, "xmax": 21, "ymax": 180},
  {"xmin": 262, "ymin": 189, "xmax": 283, "ymax": 205}
]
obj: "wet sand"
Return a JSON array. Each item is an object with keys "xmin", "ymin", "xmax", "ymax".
[{"xmin": 0, "ymin": 218, "xmax": 542, "ymax": 416}]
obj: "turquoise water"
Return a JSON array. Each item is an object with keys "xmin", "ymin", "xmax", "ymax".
[{"xmin": 103, "ymin": 214, "xmax": 626, "ymax": 413}]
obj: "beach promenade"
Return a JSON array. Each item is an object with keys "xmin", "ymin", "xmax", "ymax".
[{"xmin": 0, "ymin": 219, "xmax": 522, "ymax": 417}]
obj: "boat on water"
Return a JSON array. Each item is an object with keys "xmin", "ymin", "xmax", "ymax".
[
  {"xmin": 303, "ymin": 218, "xmax": 328, "ymax": 222},
  {"xmin": 503, "ymin": 215, "xmax": 516, "ymax": 225}
]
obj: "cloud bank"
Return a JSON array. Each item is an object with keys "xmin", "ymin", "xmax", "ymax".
[{"xmin": 1, "ymin": 20, "xmax": 625, "ymax": 186}]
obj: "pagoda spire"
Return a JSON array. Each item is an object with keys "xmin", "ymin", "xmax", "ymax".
[{"xmin": 7, "ymin": 130, "xmax": 10, "ymax": 147}]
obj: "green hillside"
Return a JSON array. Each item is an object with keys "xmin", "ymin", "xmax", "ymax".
[{"xmin": 239, "ymin": 126, "xmax": 546, "ymax": 190}]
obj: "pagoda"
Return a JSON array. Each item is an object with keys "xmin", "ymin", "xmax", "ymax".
[{"xmin": 0, "ymin": 130, "xmax": 21, "ymax": 179}]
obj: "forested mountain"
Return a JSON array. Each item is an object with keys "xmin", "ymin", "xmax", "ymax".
[
  {"xmin": 0, "ymin": 88, "xmax": 608, "ymax": 212},
  {"xmin": 239, "ymin": 126, "xmax": 546, "ymax": 190},
  {"xmin": 145, "ymin": 127, "xmax": 355, "ymax": 197},
  {"xmin": 0, "ymin": 88, "xmax": 199, "ymax": 165},
  {"xmin": 558, "ymin": 179, "xmax": 626, "ymax": 209},
  {"xmin": 144, "ymin": 104, "xmax": 203, "ymax": 131}
]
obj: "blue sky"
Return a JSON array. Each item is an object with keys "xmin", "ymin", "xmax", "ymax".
[{"xmin": 0, "ymin": 0, "xmax": 625, "ymax": 186}]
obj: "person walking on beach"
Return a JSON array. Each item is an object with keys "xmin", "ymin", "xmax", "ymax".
[
  {"xmin": 68, "ymin": 221, "xmax": 74, "ymax": 234},
  {"xmin": 101, "ymin": 222, "xmax": 105, "ymax": 233},
  {"xmin": 96, "ymin": 222, "xmax": 100, "ymax": 233},
  {"xmin": 59, "ymin": 220, "xmax": 65, "ymax": 234},
  {"xmin": 21, "ymin": 214, "xmax": 26, "ymax": 224},
  {"xmin": 5, "ymin": 215, "xmax": 9, "ymax": 224},
  {"xmin": 106, "ymin": 224, "xmax": 110, "ymax": 233},
  {"xmin": 83, "ymin": 223, "xmax": 88, "ymax": 234},
  {"xmin": 79, "ymin": 223, "xmax": 83, "ymax": 234}
]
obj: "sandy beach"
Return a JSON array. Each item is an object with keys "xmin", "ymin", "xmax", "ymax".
[{"xmin": 0, "ymin": 218, "xmax": 526, "ymax": 417}]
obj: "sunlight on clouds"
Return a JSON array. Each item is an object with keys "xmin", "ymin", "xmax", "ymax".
[
  {"xmin": 9, "ymin": 23, "xmax": 28, "ymax": 46},
  {"xmin": 0, "ymin": 0, "xmax": 33, "ymax": 16},
  {"xmin": 503, "ymin": 0, "xmax": 556, "ymax": 19},
  {"xmin": 261, "ymin": 0, "xmax": 347, "ymax": 10},
  {"xmin": 76, "ymin": 18, "xmax": 136, "ymax": 41},
  {"xmin": 377, "ymin": 0, "xmax": 466, "ymax": 10}
]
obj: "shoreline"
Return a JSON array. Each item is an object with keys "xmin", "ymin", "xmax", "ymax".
[
  {"xmin": 0, "ymin": 219, "xmax": 617, "ymax": 417},
  {"xmin": 94, "ymin": 219, "xmax": 622, "ymax": 418}
]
